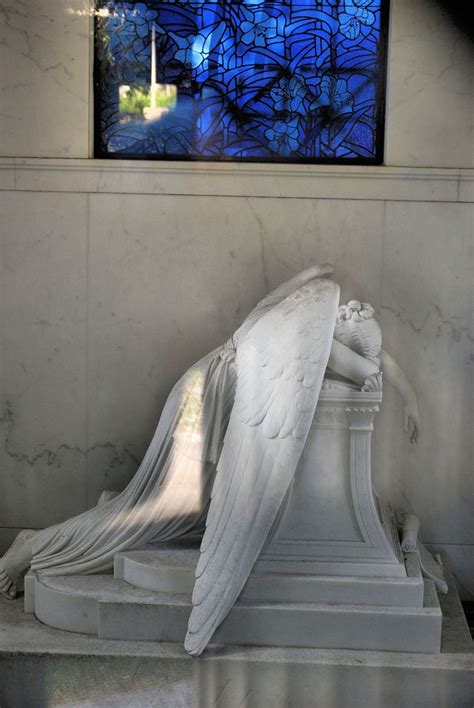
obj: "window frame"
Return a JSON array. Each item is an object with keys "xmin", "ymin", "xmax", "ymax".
[{"xmin": 93, "ymin": 0, "xmax": 391, "ymax": 165}]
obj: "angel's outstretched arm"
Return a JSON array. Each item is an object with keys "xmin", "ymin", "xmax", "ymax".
[
  {"xmin": 328, "ymin": 339, "xmax": 379, "ymax": 385},
  {"xmin": 380, "ymin": 349, "xmax": 420, "ymax": 443},
  {"xmin": 328, "ymin": 341, "xmax": 420, "ymax": 443}
]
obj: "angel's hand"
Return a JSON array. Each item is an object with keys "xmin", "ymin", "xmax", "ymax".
[{"xmin": 403, "ymin": 399, "xmax": 420, "ymax": 444}]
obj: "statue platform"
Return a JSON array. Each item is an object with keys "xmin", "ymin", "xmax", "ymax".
[
  {"xmin": 24, "ymin": 382, "xmax": 444, "ymax": 654},
  {"xmin": 3, "ymin": 557, "xmax": 472, "ymax": 707}
]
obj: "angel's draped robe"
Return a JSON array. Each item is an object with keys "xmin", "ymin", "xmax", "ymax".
[
  {"xmin": 29, "ymin": 341, "xmax": 237, "ymax": 576},
  {"xmin": 28, "ymin": 268, "xmax": 331, "ymax": 578}
]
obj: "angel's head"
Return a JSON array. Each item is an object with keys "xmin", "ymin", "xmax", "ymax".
[{"xmin": 334, "ymin": 300, "xmax": 382, "ymax": 364}]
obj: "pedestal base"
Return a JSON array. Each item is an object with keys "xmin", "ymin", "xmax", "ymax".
[
  {"xmin": 114, "ymin": 542, "xmax": 424, "ymax": 607},
  {"xmin": 25, "ymin": 542, "xmax": 442, "ymax": 654}
]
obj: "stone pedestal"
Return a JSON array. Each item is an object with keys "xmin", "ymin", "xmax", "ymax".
[
  {"xmin": 25, "ymin": 380, "xmax": 443, "ymax": 653},
  {"xmin": 256, "ymin": 383, "xmax": 405, "ymax": 579}
]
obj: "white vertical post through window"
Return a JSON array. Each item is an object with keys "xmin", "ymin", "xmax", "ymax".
[{"xmin": 151, "ymin": 24, "xmax": 157, "ymax": 111}]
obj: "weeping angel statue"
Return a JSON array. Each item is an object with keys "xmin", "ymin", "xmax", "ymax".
[{"xmin": 0, "ymin": 265, "xmax": 420, "ymax": 655}]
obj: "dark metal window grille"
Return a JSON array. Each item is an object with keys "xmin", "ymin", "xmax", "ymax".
[{"xmin": 94, "ymin": 1, "xmax": 389, "ymax": 164}]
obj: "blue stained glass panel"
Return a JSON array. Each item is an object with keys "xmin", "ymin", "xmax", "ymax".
[{"xmin": 94, "ymin": 1, "xmax": 389, "ymax": 163}]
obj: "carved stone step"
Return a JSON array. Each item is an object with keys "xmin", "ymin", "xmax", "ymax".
[
  {"xmin": 25, "ymin": 570, "xmax": 442, "ymax": 653},
  {"xmin": 114, "ymin": 542, "xmax": 425, "ymax": 608}
]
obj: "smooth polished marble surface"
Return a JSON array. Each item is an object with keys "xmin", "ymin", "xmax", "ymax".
[
  {"xmin": 250, "ymin": 197, "xmax": 385, "ymax": 307},
  {"xmin": 375, "ymin": 201, "xmax": 473, "ymax": 547},
  {"xmin": 0, "ymin": 159, "xmax": 15, "ymax": 189},
  {"xmin": 386, "ymin": 0, "xmax": 473, "ymax": 168},
  {"xmin": 0, "ymin": 0, "xmax": 91, "ymax": 158},
  {"xmin": 0, "ymin": 191, "xmax": 88, "ymax": 528}
]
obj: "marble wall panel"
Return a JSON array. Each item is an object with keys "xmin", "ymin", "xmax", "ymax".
[
  {"xmin": 250, "ymin": 198, "xmax": 385, "ymax": 308},
  {"xmin": 0, "ymin": 192, "xmax": 88, "ymax": 528},
  {"xmin": 86, "ymin": 194, "xmax": 266, "ymax": 505},
  {"xmin": 0, "ymin": 160, "xmax": 15, "ymax": 190},
  {"xmin": 0, "ymin": 0, "xmax": 91, "ymax": 158},
  {"xmin": 386, "ymin": 0, "xmax": 473, "ymax": 168},
  {"xmin": 0, "ymin": 0, "xmax": 472, "ymax": 167},
  {"xmin": 375, "ymin": 201, "xmax": 473, "ymax": 546}
]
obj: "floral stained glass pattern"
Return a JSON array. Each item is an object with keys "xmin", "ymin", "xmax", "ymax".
[{"xmin": 94, "ymin": 1, "xmax": 389, "ymax": 163}]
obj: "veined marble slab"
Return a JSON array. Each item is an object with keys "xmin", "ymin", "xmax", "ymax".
[{"xmin": 0, "ymin": 0, "xmax": 91, "ymax": 158}]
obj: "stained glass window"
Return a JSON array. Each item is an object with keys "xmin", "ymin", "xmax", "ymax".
[{"xmin": 94, "ymin": 1, "xmax": 389, "ymax": 163}]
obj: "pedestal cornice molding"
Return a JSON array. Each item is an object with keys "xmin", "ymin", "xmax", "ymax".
[{"xmin": 0, "ymin": 159, "xmax": 472, "ymax": 202}]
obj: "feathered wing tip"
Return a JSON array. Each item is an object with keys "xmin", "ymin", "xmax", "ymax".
[
  {"xmin": 184, "ymin": 277, "xmax": 340, "ymax": 656},
  {"xmin": 306, "ymin": 263, "xmax": 335, "ymax": 279},
  {"xmin": 271, "ymin": 264, "xmax": 335, "ymax": 297},
  {"xmin": 184, "ymin": 635, "xmax": 198, "ymax": 656},
  {"xmin": 234, "ymin": 264, "xmax": 336, "ymax": 347}
]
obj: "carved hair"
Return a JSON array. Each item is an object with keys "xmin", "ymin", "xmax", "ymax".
[
  {"xmin": 337, "ymin": 300, "xmax": 375, "ymax": 323},
  {"xmin": 334, "ymin": 300, "xmax": 382, "ymax": 364}
]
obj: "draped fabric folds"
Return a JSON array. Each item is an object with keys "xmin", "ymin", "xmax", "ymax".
[
  {"xmin": 27, "ymin": 266, "xmax": 334, "ymax": 580},
  {"xmin": 30, "ymin": 343, "xmax": 237, "ymax": 576}
]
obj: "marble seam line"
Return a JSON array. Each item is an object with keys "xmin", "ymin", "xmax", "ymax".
[{"xmin": 0, "ymin": 187, "xmax": 471, "ymax": 204}]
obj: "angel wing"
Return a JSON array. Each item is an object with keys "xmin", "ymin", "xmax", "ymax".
[
  {"xmin": 236, "ymin": 263, "xmax": 335, "ymax": 343},
  {"xmin": 184, "ymin": 278, "xmax": 340, "ymax": 655}
]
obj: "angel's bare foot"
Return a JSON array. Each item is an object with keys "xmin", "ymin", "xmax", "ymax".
[
  {"xmin": 0, "ymin": 529, "xmax": 35, "ymax": 599},
  {"xmin": 0, "ymin": 565, "xmax": 16, "ymax": 599}
]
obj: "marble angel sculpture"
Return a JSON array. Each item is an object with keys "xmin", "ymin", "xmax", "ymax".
[{"xmin": 0, "ymin": 265, "xmax": 420, "ymax": 655}]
